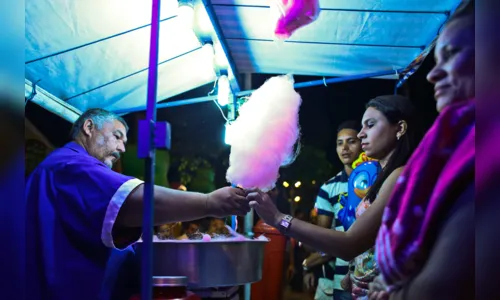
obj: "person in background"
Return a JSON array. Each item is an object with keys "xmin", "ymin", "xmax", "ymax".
[
  {"xmin": 25, "ymin": 108, "xmax": 250, "ymax": 300},
  {"xmin": 303, "ymin": 120, "xmax": 362, "ymax": 300},
  {"xmin": 369, "ymin": 3, "xmax": 475, "ymax": 299},
  {"xmin": 247, "ymin": 94, "xmax": 420, "ymax": 300},
  {"xmin": 207, "ymin": 218, "xmax": 230, "ymax": 237}
]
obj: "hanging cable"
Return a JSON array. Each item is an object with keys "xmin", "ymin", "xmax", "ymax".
[
  {"xmin": 208, "ymin": 77, "xmax": 229, "ymax": 122},
  {"xmin": 25, "ymin": 79, "xmax": 41, "ymax": 105}
]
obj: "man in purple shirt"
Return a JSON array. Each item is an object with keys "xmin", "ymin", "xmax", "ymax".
[{"xmin": 25, "ymin": 108, "xmax": 249, "ymax": 300}]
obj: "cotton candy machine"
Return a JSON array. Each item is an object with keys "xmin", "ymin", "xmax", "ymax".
[{"xmin": 135, "ymin": 227, "xmax": 268, "ymax": 289}]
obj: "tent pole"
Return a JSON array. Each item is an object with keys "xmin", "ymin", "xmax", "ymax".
[
  {"xmin": 242, "ymin": 73, "xmax": 254, "ymax": 300},
  {"xmin": 141, "ymin": 0, "xmax": 161, "ymax": 299}
]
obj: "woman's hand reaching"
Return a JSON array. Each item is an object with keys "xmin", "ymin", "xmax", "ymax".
[{"xmin": 246, "ymin": 190, "xmax": 284, "ymax": 227}]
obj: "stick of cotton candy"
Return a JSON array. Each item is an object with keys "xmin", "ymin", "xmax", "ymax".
[{"xmin": 226, "ymin": 75, "xmax": 301, "ymax": 191}]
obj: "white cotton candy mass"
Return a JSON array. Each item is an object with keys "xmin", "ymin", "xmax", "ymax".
[{"xmin": 226, "ymin": 75, "xmax": 301, "ymax": 191}]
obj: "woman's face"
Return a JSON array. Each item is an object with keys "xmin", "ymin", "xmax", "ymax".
[
  {"xmin": 358, "ymin": 107, "xmax": 399, "ymax": 160},
  {"xmin": 427, "ymin": 17, "xmax": 475, "ymax": 112}
]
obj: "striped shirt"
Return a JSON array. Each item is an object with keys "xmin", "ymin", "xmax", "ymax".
[{"xmin": 314, "ymin": 170, "xmax": 350, "ymax": 291}]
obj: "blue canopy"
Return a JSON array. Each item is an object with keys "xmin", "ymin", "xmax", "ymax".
[{"xmin": 25, "ymin": 0, "xmax": 463, "ymax": 122}]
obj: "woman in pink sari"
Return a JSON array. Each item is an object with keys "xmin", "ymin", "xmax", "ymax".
[{"xmin": 369, "ymin": 3, "xmax": 475, "ymax": 300}]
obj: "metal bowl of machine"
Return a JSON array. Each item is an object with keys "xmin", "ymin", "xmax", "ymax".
[{"xmin": 135, "ymin": 238, "xmax": 268, "ymax": 288}]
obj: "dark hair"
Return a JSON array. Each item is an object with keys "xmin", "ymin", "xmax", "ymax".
[
  {"xmin": 337, "ymin": 120, "xmax": 361, "ymax": 133},
  {"xmin": 70, "ymin": 108, "xmax": 129, "ymax": 139},
  {"xmin": 364, "ymin": 95, "xmax": 420, "ymax": 203}
]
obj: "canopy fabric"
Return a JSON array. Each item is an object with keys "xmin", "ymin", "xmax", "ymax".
[
  {"xmin": 25, "ymin": 0, "xmax": 462, "ymax": 117},
  {"xmin": 213, "ymin": 0, "xmax": 461, "ymax": 76}
]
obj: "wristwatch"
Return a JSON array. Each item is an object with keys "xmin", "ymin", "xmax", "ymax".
[{"xmin": 278, "ymin": 214, "xmax": 294, "ymax": 234}]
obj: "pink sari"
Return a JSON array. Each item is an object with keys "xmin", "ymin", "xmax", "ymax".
[{"xmin": 375, "ymin": 100, "xmax": 475, "ymax": 292}]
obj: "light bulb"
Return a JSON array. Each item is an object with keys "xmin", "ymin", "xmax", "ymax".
[
  {"xmin": 225, "ymin": 122, "xmax": 234, "ymax": 145},
  {"xmin": 217, "ymin": 75, "xmax": 230, "ymax": 106}
]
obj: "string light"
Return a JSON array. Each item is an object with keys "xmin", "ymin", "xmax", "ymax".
[
  {"xmin": 224, "ymin": 122, "xmax": 234, "ymax": 145},
  {"xmin": 217, "ymin": 75, "xmax": 230, "ymax": 106}
]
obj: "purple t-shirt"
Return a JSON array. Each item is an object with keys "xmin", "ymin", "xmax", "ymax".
[{"xmin": 25, "ymin": 142, "xmax": 144, "ymax": 300}]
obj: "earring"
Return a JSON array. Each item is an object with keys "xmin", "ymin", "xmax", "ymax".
[{"xmin": 397, "ymin": 135, "xmax": 401, "ymax": 141}]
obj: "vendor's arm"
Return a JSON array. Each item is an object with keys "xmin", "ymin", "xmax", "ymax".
[
  {"xmin": 249, "ymin": 167, "xmax": 404, "ymax": 261},
  {"xmin": 388, "ymin": 183, "xmax": 474, "ymax": 300},
  {"xmin": 115, "ymin": 184, "xmax": 246, "ymax": 227},
  {"xmin": 55, "ymin": 159, "xmax": 247, "ymax": 250}
]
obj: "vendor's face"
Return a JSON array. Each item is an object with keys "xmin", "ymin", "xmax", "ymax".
[
  {"xmin": 358, "ymin": 107, "xmax": 398, "ymax": 159},
  {"xmin": 427, "ymin": 17, "xmax": 475, "ymax": 112},
  {"xmin": 336, "ymin": 129, "xmax": 361, "ymax": 166},
  {"xmin": 85, "ymin": 119, "xmax": 127, "ymax": 168}
]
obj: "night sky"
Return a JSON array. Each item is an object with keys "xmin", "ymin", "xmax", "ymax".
[{"xmin": 25, "ymin": 52, "xmax": 438, "ymax": 211}]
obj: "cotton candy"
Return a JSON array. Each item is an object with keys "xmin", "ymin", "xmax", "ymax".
[{"xmin": 226, "ymin": 75, "xmax": 301, "ymax": 191}]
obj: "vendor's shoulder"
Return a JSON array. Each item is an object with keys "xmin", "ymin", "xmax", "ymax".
[{"xmin": 40, "ymin": 148, "xmax": 102, "ymax": 172}]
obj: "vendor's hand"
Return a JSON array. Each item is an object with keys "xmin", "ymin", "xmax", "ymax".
[
  {"xmin": 206, "ymin": 187, "xmax": 249, "ymax": 217},
  {"xmin": 368, "ymin": 275, "xmax": 390, "ymax": 300},
  {"xmin": 247, "ymin": 190, "xmax": 283, "ymax": 227},
  {"xmin": 303, "ymin": 272, "xmax": 315, "ymax": 291}
]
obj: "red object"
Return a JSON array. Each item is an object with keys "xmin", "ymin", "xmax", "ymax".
[
  {"xmin": 169, "ymin": 182, "xmax": 182, "ymax": 190},
  {"xmin": 251, "ymin": 219, "xmax": 287, "ymax": 300},
  {"xmin": 129, "ymin": 288, "xmax": 201, "ymax": 300},
  {"xmin": 129, "ymin": 277, "xmax": 202, "ymax": 300},
  {"xmin": 274, "ymin": 0, "xmax": 320, "ymax": 39}
]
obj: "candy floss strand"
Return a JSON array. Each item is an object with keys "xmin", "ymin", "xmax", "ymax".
[{"xmin": 226, "ymin": 75, "xmax": 302, "ymax": 191}]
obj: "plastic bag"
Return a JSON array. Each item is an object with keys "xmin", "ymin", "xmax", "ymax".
[{"xmin": 272, "ymin": 0, "xmax": 320, "ymax": 40}]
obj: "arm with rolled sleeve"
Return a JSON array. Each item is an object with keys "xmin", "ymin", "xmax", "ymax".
[{"xmin": 55, "ymin": 159, "xmax": 143, "ymax": 250}]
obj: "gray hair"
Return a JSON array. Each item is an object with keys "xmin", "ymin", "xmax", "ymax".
[{"xmin": 70, "ymin": 108, "xmax": 129, "ymax": 140}]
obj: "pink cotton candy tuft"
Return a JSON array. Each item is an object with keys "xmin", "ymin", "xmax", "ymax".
[
  {"xmin": 273, "ymin": 0, "xmax": 320, "ymax": 40},
  {"xmin": 226, "ymin": 75, "xmax": 301, "ymax": 191}
]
